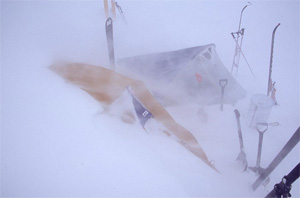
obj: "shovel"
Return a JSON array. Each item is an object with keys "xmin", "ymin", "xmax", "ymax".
[
  {"xmin": 250, "ymin": 122, "xmax": 268, "ymax": 175},
  {"xmin": 219, "ymin": 79, "xmax": 228, "ymax": 111},
  {"xmin": 234, "ymin": 109, "xmax": 248, "ymax": 171}
]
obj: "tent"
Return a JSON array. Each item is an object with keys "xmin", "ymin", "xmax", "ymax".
[
  {"xmin": 117, "ymin": 44, "xmax": 246, "ymax": 106},
  {"xmin": 50, "ymin": 63, "xmax": 219, "ymax": 172}
]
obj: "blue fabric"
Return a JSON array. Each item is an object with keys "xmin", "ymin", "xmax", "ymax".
[{"xmin": 131, "ymin": 94, "xmax": 153, "ymax": 127}]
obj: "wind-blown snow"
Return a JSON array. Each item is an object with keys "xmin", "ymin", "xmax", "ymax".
[{"xmin": 1, "ymin": 0, "xmax": 299, "ymax": 197}]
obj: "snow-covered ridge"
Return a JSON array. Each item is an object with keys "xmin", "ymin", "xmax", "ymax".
[{"xmin": 1, "ymin": 1, "xmax": 299, "ymax": 197}]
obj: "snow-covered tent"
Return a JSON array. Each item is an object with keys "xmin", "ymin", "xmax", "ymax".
[
  {"xmin": 117, "ymin": 44, "xmax": 246, "ymax": 106},
  {"xmin": 50, "ymin": 63, "xmax": 219, "ymax": 172}
]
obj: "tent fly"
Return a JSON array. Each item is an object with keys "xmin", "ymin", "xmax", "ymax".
[{"xmin": 117, "ymin": 44, "xmax": 246, "ymax": 106}]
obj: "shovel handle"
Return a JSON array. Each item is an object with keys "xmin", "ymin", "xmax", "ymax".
[
  {"xmin": 234, "ymin": 109, "xmax": 244, "ymax": 149},
  {"xmin": 234, "ymin": 109, "xmax": 240, "ymax": 118},
  {"xmin": 256, "ymin": 122, "xmax": 268, "ymax": 133},
  {"xmin": 219, "ymin": 79, "xmax": 228, "ymax": 88},
  {"xmin": 105, "ymin": 17, "xmax": 113, "ymax": 27}
]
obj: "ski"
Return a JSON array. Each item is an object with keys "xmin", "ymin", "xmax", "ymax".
[
  {"xmin": 265, "ymin": 163, "xmax": 300, "ymax": 198},
  {"xmin": 103, "ymin": 0, "xmax": 116, "ymax": 19},
  {"xmin": 267, "ymin": 23, "xmax": 280, "ymax": 96},
  {"xmin": 234, "ymin": 109, "xmax": 248, "ymax": 171},
  {"xmin": 252, "ymin": 126, "xmax": 300, "ymax": 191},
  {"xmin": 104, "ymin": 0, "xmax": 109, "ymax": 18},
  {"xmin": 111, "ymin": 0, "xmax": 116, "ymax": 19},
  {"xmin": 105, "ymin": 17, "xmax": 115, "ymax": 70}
]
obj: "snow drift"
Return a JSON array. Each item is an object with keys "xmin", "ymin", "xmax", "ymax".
[{"xmin": 49, "ymin": 62, "xmax": 219, "ymax": 172}]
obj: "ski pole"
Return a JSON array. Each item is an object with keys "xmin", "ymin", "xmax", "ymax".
[
  {"xmin": 230, "ymin": 2, "xmax": 251, "ymax": 76},
  {"xmin": 219, "ymin": 79, "xmax": 228, "ymax": 111},
  {"xmin": 250, "ymin": 122, "xmax": 268, "ymax": 175},
  {"xmin": 231, "ymin": 39, "xmax": 256, "ymax": 78},
  {"xmin": 265, "ymin": 163, "xmax": 300, "ymax": 198},
  {"xmin": 252, "ymin": 127, "xmax": 300, "ymax": 191}
]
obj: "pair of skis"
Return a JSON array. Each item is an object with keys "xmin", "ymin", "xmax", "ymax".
[
  {"xmin": 234, "ymin": 109, "xmax": 300, "ymax": 191},
  {"xmin": 231, "ymin": 2, "xmax": 281, "ymax": 82}
]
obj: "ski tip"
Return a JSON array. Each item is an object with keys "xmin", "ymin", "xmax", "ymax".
[
  {"xmin": 212, "ymin": 166, "xmax": 221, "ymax": 174},
  {"xmin": 206, "ymin": 160, "xmax": 221, "ymax": 174}
]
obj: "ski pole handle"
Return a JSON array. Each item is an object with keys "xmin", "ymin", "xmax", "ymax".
[
  {"xmin": 231, "ymin": 32, "xmax": 236, "ymax": 39},
  {"xmin": 240, "ymin": 28, "xmax": 245, "ymax": 35}
]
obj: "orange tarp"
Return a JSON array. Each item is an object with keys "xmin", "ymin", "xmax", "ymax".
[{"xmin": 50, "ymin": 63, "xmax": 219, "ymax": 172}]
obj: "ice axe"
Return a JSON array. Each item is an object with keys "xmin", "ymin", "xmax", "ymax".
[
  {"xmin": 250, "ymin": 122, "xmax": 269, "ymax": 175},
  {"xmin": 234, "ymin": 109, "xmax": 248, "ymax": 171},
  {"xmin": 219, "ymin": 79, "xmax": 228, "ymax": 111}
]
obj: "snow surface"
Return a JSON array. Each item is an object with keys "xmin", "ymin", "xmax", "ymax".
[{"xmin": 1, "ymin": 0, "xmax": 299, "ymax": 197}]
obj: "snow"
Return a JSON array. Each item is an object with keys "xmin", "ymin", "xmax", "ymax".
[{"xmin": 1, "ymin": 0, "xmax": 299, "ymax": 197}]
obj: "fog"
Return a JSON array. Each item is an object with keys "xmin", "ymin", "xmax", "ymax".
[{"xmin": 1, "ymin": 0, "xmax": 299, "ymax": 197}]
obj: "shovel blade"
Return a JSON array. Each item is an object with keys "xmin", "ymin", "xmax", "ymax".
[{"xmin": 237, "ymin": 151, "xmax": 248, "ymax": 171}]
